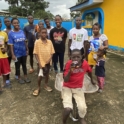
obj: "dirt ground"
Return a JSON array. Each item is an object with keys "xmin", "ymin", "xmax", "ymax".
[{"xmin": 0, "ymin": 49, "xmax": 124, "ymax": 124}]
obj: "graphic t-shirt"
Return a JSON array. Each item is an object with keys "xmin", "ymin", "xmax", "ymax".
[
  {"xmin": 50, "ymin": 27, "xmax": 67, "ymax": 53},
  {"xmin": 89, "ymin": 34, "xmax": 108, "ymax": 52},
  {"xmin": 63, "ymin": 60, "xmax": 92, "ymax": 88},
  {"xmin": 95, "ymin": 59, "xmax": 105, "ymax": 77},
  {"xmin": 23, "ymin": 25, "xmax": 35, "ymax": 48},
  {"xmin": 0, "ymin": 31, "xmax": 8, "ymax": 58},
  {"xmin": 69, "ymin": 28, "xmax": 88, "ymax": 50},
  {"xmin": 8, "ymin": 30, "xmax": 27, "ymax": 58}
]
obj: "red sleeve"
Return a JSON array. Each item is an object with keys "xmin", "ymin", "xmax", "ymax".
[{"xmin": 63, "ymin": 60, "xmax": 71, "ymax": 76}]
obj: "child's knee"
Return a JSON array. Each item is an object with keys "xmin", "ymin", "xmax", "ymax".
[
  {"xmin": 64, "ymin": 107, "xmax": 72, "ymax": 113},
  {"xmin": 78, "ymin": 106, "xmax": 87, "ymax": 118}
]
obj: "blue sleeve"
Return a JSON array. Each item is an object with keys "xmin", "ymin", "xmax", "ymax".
[{"xmin": 8, "ymin": 32, "xmax": 14, "ymax": 45}]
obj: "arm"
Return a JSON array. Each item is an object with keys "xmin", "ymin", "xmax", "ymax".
[
  {"xmin": 10, "ymin": 45, "xmax": 16, "ymax": 60},
  {"xmin": 64, "ymin": 69, "xmax": 71, "ymax": 82},
  {"xmin": 34, "ymin": 54, "xmax": 42, "ymax": 69},
  {"xmin": 68, "ymin": 39, "xmax": 72, "ymax": 57},
  {"xmin": 88, "ymin": 72, "xmax": 95, "ymax": 85},
  {"xmin": 103, "ymin": 40, "xmax": 108, "ymax": 49}
]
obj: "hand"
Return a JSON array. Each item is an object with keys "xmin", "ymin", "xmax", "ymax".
[
  {"xmin": 0, "ymin": 44, "xmax": 2, "ymax": 47},
  {"xmin": 1, "ymin": 48, "xmax": 7, "ymax": 54},
  {"xmin": 26, "ymin": 50, "xmax": 29, "ymax": 55},
  {"xmin": 12, "ymin": 55, "xmax": 16, "ymax": 61},
  {"xmin": 46, "ymin": 59, "xmax": 50, "ymax": 64},
  {"xmin": 99, "ymin": 46, "xmax": 105, "ymax": 50},
  {"xmin": 38, "ymin": 63, "xmax": 42, "ymax": 69}
]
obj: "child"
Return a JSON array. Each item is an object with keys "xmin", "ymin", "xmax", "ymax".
[
  {"xmin": 33, "ymin": 28, "xmax": 55, "ymax": 96},
  {"xmin": 0, "ymin": 18, "xmax": 11, "ymax": 92},
  {"xmin": 62, "ymin": 49, "xmax": 95, "ymax": 124},
  {"xmin": 94, "ymin": 48, "xmax": 106, "ymax": 93}
]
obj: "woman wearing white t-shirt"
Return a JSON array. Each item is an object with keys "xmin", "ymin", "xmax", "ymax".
[{"xmin": 88, "ymin": 23, "xmax": 108, "ymax": 67}]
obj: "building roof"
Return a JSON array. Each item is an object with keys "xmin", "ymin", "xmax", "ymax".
[
  {"xmin": 0, "ymin": 10, "xmax": 10, "ymax": 14},
  {"xmin": 70, "ymin": 0, "xmax": 104, "ymax": 12}
]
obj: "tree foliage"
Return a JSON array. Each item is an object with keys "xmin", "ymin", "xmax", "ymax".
[{"xmin": 4, "ymin": 0, "xmax": 54, "ymax": 19}]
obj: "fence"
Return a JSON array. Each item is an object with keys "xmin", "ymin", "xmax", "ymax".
[{"xmin": 0, "ymin": 16, "xmax": 73, "ymax": 32}]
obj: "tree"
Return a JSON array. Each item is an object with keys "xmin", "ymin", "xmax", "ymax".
[{"xmin": 4, "ymin": 0, "xmax": 54, "ymax": 19}]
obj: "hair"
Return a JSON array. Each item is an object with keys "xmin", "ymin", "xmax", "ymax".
[
  {"xmin": 38, "ymin": 21, "xmax": 44, "ymax": 25},
  {"xmin": 92, "ymin": 22, "xmax": 101, "ymax": 29},
  {"xmin": 55, "ymin": 15, "xmax": 62, "ymax": 20},
  {"xmin": 27, "ymin": 15, "xmax": 33, "ymax": 18},
  {"xmin": 40, "ymin": 28, "xmax": 47, "ymax": 32},
  {"xmin": 11, "ymin": 18, "xmax": 19, "ymax": 23},
  {"xmin": 71, "ymin": 49, "xmax": 82, "ymax": 55},
  {"xmin": 75, "ymin": 16, "xmax": 82, "ymax": 20},
  {"xmin": 98, "ymin": 48, "xmax": 106, "ymax": 55},
  {"xmin": 44, "ymin": 17, "xmax": 49, "ymax": 22},
  {"xmin": 4, "ymin": 17, "xmax": 10, "ymax": 20}
]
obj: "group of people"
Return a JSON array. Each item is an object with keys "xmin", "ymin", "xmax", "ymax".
[{"xmin": 0, "ymin": 15, "xmax": 108, "ymax": 124}]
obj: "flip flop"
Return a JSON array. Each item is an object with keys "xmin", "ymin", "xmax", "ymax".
[
  {"xmin": 33, "ymin": 89, "xmax": 40, "ymax": 96},
  {"xmin": 29, "ymin": 69, "xmax": 34, "ymax": 74},
  {"xmin": 44, "ymin": 86, "xmax": 53, "ymax": 92}
]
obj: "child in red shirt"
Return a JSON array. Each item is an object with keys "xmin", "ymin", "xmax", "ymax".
[{"xmin": 62, "ymin": 49, "xmax": 95, "ymax": 124}]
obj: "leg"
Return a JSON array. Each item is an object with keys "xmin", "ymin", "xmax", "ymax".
[
  {"xmin": 73, "ymin": 88, "xmax": 87, "ymax": 124},
  {"xmin": 44, "ymin": 64, "xmax": 52, "ymax": 92},
  {"xmin": 58, "ymin": 52, "xmax": 64, "ymax": 72},
  {"xmin": 62, "ymin": 87, "xmax": 73, "ymax": 124},
  {"xmin": 53, "ymin": 53, "xmax": 58, "ymax": 72},
  {"xmin": 63, "ymin": 108, "xmax": 72, "ymax": 124},
  {"xmin": 2, "ymin": 75, "xmax": 7, "ymax": 87},
  {"xmin": 97, "ymin": 77, "xmax": 105, "ymax": 89},
  {"xmin": 15, "ymin": 57, "xmax": 21, "ymax": 79},
  {"xmin": 29, "ymin": 47, "xmax": 34, "ymax": 73},
  {"xmin": 6, "ymin": 57, "xmax": 11, "ymax": 82}
]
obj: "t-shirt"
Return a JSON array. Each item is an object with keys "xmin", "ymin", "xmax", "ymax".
[
  {"xmin": 33, "ymin": 39, "xmax": 55, "ymax": 67},
  {"xmin": 63, "ymin": 60, "xmax": 92, "ymax": 88},
  {"xmin": 47, "ymin": 26, "xmax": 54, "ymax": 39},
  {"xmin": 50, "ymin": 27, "xmax": 67, "ymax": 53},
  {"xmin": 0, "ymin": 31, "xmax": 8, "ymax": 58},
  {"xmin": 69, "ymin": 28, "xmax": 88, "ymax": 50},
  {"xmin": 8, "ymin": 30, "xmax": 27, "ymax": 58},
  {"xmin": 23, "ymin": 25, "xmax": 35, "ymax": 48},
  {"xmin": 95, "ymin": 59, "xmax": 105, "ymax": 77},
  {"xmin": 89, "ymin": 34, "xmax": 108, "ymax": 52}
]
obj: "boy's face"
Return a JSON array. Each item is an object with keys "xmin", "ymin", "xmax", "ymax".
[
  {"xmin": 38, "ymin": 22, "xmax": 44, "ymax": 29},
  {"xmin": 4, "ymin": 18, "xmax": 11, "ymax": 27},
  {"xmin": 45, "ymin": 19, "xmax": 50, "ymax": 27},
  {"xmin": 55, "ymin": 16, "xmax": 62, "ymax": 27},
  {"xmin": 28, "ymin": 16, "xmax": 34, "ymax": 24},
  {"xmin": 75, "ymin": 17, "xmax": 82, "ymax": 27},
  {"xmin": 40, "ymin": 29, "xmax": 47, "ymax": 39},
  {"xmin": 71, "ymin": 51, "xmax": 82, "ymax": 64}
]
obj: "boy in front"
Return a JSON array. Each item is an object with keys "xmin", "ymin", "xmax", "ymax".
[{"xmin": 62, "ymin": 49, "xmax": 95, "ymax": 124}]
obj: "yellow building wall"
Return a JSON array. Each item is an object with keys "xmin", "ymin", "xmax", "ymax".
[{"xmin": 81, "ymin": 0, "xmax": 124, "ymax": 49}]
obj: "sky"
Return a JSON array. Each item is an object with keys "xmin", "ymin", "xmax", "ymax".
[{"xmin": 0, "ymin": 0, "xmax": 77, "ymax": 18}]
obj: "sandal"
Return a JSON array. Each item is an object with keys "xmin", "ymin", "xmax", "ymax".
[
  {"xmin": 29, "ymin": 69, "xmax": 34, "ymax": 74},
  {"xmin": 44, "ymin": 86, "xmax": 53, "ymax": 92},
  {"xmin": 33, "ymin": 89, "xmax": 40, "ymax": 96}
]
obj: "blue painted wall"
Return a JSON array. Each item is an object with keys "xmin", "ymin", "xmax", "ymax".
[{"xmin": 0, "ymin": 16, "xmax": 72, "ymax": 32}]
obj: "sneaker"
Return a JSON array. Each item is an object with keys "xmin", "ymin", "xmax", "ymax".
[
  {"xmin": 3, "ymin": 83, "xmax": 12, "ymax": 88},
  {"xmin": 15, "ymin": 75, "xmax": 19, "ymax": 80},
  {"xmin": 24, "ymin": 78, "xmax": 31, "ymax": 83},
  {"xmin": 98, "ymin": 89, "xmax": 103, "ymax": 93},
  {"xmin": 18, "ymin": 79, "xmax": 25, "ymax": 84}
]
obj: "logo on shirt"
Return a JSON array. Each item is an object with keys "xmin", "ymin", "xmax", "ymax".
[
  {"xmin": 72, "ymin": 68, "xmax": 84, "ymax": 73},
  {"xmin": 73, "ymin": 34, "xmax": 83, "ymax": 42},
  {"xmin": 53, "ymin": 32, "xmax": 64, "ymax": 44}
]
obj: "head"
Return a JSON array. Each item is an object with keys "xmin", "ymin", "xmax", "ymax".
[
  {"xmin": 4, "ymin": 17, "xmax": 11, "ymax": 28},
  {"xmin": 27, "ymin": 15, "xmax": 34, "ymax": 24},
  {"xmin": 71, "ymin": 49, "xmax": 83, "ymax": 64},
  {"xmin": 92, "ymin": 23, "xmax": 101, "ymax": 35},
  {"xmin": 75, "ymin": 17, "xmax": 82, "ymax": 28},
  {"xmin": 11, "ymin": 18, "xmax": 20, "ymax": 30},
  {"xmin": 55, "ymin": 15, "xmax": 62, "ymax": 28},
  {"xmin": 38, "ymin": 21, "xmax": 44, "ymax": 29},
  {"xmin": 0, "ymin": 19, "xmax": 2, "ymax": 29},
  {"xmin": 40, "ymin": 28, "xmax": 47, "ymax": 39},
  {"xmin": 97, "ymin": 48, "xmax": 106, "ymax": 57},
  {"xmin": 44, "ymin": 18, "xmax": 50, "ymax": 27}
]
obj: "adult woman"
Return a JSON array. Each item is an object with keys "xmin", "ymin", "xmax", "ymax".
[
  {"xmin": 88, "ymin": 23, "xmax": 108, "ymax": 67},
  {"xmin": 8, "ymin": 18, "xmax": 31, "ymax": 84}
]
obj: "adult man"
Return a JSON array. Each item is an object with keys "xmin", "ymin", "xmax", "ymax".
[
  {"xmin": 24, "ymin": 15, "xmax": 35, "ymax": 73},
  {"xmin": 44, "ymin": 18, "xmax": 54, "ymax": 39},
  {"xmin": 68, "ymin": 17, "xmax": 88, "ymax": 59},
  {"xmin": 50, "ymin": 15, "xmax": 67, "ymax": 73}
]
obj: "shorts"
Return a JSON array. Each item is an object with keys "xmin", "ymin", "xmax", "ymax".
[
  {"xmin": 62, "ymin": 87, "xmax": 87, "ymax": 118},
  {"xmin": 0, "ymin": 58, "xmax": 11, "ymax": 76},
  {"xmin": 28, "ymin": 47, "xmax": 34, "ymax": 56}
]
